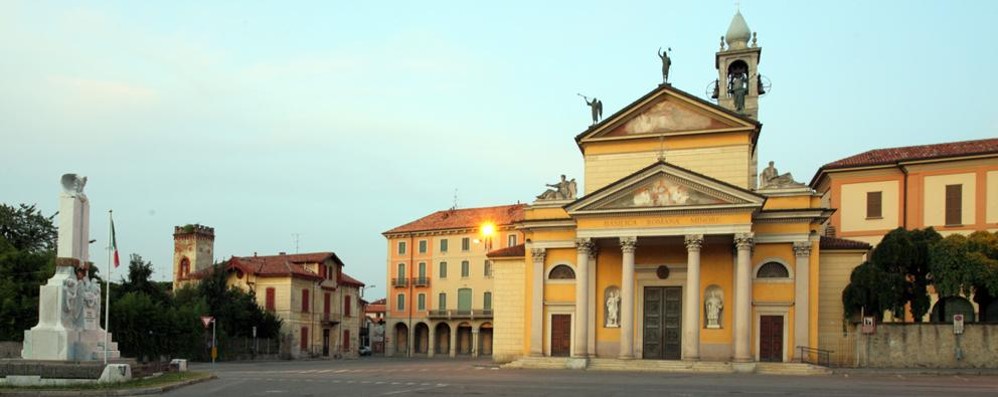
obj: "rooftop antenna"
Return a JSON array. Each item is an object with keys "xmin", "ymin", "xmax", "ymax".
[
  {"xmin": 451, "ymin": 189, "xmax": 459, "ymax": 210},
  {"xmin": 292, "ymin": 233, "xmax": 300, "ymax": 254}
]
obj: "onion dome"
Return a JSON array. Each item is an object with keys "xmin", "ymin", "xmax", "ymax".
[{"xmin": 725, "ymin": 11, "xmax": 752, "ymax": 50}]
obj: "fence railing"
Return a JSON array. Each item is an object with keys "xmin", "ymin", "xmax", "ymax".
[
  {"xmin": 426, "ymin": 309, "xmax": 493, "ymax": 320},
  {"xmin": 796, "ymin": 345, "xmax": 833, "ymax": 367},
  {"xmin": 392, "ymin": 277, "xmax": 408, "ymax": 288},
  {"xmin": 413, "ymin": 277, "xmax": 431, "ymax": 287}
]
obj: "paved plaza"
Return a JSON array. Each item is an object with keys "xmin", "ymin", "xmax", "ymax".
[{"xmin": 165, "ymin": 358, "xmax": 998, "ymax": 397}]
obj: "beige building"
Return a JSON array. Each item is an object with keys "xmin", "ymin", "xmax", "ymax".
[
  {"xmin": 811, "ymin": 138, "xmax": 998, "ymax": 246},
  {"xmin": 382, "ymin": 204, "xmax": 525, "ymax": 357},
  {"xmin": 173, "ymin": 225, "xmax": 366, "ymax": 359}
]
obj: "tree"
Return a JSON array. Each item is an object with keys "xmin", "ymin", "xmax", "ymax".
[
  {"xmin": 0, "ymin": 203, "xmax": 56, "ymax": 340},
  {"xmin": 118, "ymin": 253, "xmax": 168, "ymax": 304},
  {"xmin": 842, "ymin": 261, "xmax": 895, "ymax": 321},
  {"xmin": 929, "ymin": 231, "xmax": 998, "ymax": 321},
  {"xmin": 868, "ymin": 227, "xmax": 941, "ymax": 321},
  {"xmin": 0, "ymin": 204, "xmax": 57, "ymax": 253}
]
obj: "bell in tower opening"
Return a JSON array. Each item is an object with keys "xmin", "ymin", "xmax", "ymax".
[{"xmin": 712, "ymin": 10, "xmax": 767, "ymax": 120}]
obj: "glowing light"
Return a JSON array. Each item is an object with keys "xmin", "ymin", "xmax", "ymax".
[{"xmin": 481, "ymin": 222, "xmax": 496, "ymax": 237}]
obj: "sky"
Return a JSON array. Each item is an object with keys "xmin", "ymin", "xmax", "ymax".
[{"xmin": 1, "ymin": 1, "xmax": 996, "ymax": 301}]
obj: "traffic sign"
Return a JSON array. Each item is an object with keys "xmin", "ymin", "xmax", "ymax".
[{"xmin": 201, "ymin": 316, "xmax": 214, "ymax": 328}]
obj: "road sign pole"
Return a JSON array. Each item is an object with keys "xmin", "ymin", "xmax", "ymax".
[{"xmin": 212, "ymin": 319, "xmax": 217, "ymax": 367}]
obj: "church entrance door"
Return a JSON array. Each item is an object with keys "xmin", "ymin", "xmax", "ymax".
[
  {"xmin": 759, "ymin": 315, "xmax": 784, "ymax": 362},
  {"xmin": 643, "ymin": 286, "xmax": 682, "ymax": 360},
  {"xmin": 550, "ymin": 314, "xmax": 571, "ymax": 357}
]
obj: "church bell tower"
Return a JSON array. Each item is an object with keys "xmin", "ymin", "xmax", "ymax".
[{"xmin": 715, "ymin": 10, "xmax": 763, "ymax": 120}]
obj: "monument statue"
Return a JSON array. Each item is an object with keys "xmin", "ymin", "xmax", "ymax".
[
  {"xmin": 536, "ymin": 175, "xmax": 576, "ymax": 201},
  {"xmin": 658, "ymin": 47, "xmax": 672, "ymax": 84},
  {"xmin": 705, "ymin": 286, "xmax": 723, "ymax": 329},
  {"xmin": 729, "ymin": 72, "xmax": 748, "ymax": 112},
  {"xmin": 759, "ymin": 161, "xmax": 805, "ymax": 189},
  {"xmin": 605, "ymin": 287, "xmax": 621, "ymax": 328},
  {"xmin": 579, "ymin": 94, "xmax": 603, "ymax": 125},
  {"xmin": 22, "ymin": 174, "xmax": 120, "ymax": 361}
]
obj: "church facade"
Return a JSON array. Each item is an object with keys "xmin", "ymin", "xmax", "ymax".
[{"xmin": 489, "ymin": 11, "xmax": 869, "ymax": 367}]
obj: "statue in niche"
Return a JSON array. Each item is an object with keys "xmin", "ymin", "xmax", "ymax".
[
  {"xmin": 579, "ymin": 94, "xmax": 603, "ymax": 125},
  {"xmin": 536, "ymin": 174, "xmax": 576, "ymax": 201},
  {"xmin": 759, "ymin": 161, "xmax": 805, "ymax": 189},
  {"xmin": 728, "ymin": 72, "xmax": 748, "ymax": 112},
  {"xmin": 605, "ymin": 287, "xmax": 621, "ymax": 328},
  {"xmin": 705, "ymin": 285, "xmax": 723, "ymax": 329},
  {"xmin": 658, "ymin": 47, "xmax": 672, "ymax": 84}
]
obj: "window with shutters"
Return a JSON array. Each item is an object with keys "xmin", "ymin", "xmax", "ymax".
[
  {"xmin": 438, "ymin": 293, "xmax": 447, "ymax": 310},
  {"xmin": 301, "ymin": 289, "xmax": 309, "ymax": 312},
  {"xmin": 343, "ymin": 330, "xmax": 350, "ymax": 351},
  {"xmin": 418, "ymin": 240, "xmax": 427, "ymax": 254},
  {"xmin": 396, "ymin": 293, "xmax": 405, "ymax": 311},
  {"xmin": 484, "ymin": 260, "xmax": 492, "ymax": 278},
  {"xmin": 440, "ymin": 239, "xmax": 448, "ymax": 252},
  {"xmin": 461, "ymin": 237, "xmax": 470, "ymax": 251},
  {"xmin": 439, "ymin": 262, "xmax": 447, "ymax": 278},
  {"xmin": 945, "ymin": 184, "xmax": 962, "ymax": 225},
  {"xmin": 461, "ymin": 260, "xmax": 470, "ymax": 278},
  {"xmin": 866, "ymin": 191, "xmax": 882, "ymax": 219},
  {"xmin": 265, "ymin": 288, "xmax": 276, "ymax": 312},
  {"xmin": 484, "ymin": 291, "xmax": 492, "ymax": 311},
  {"xmin": 324, "ymin": 292, "xmax": 330, "ymax": 315},
  {"xmin": 507, "ymin": 234, "xmax": 517, "ymax": 247},
  {"xmin": 397, "ymin": 241, "xmax": 406, "ymax": 255},
  {"xmin": 417, "ymin": 293, "xmax": 425, "ymax": 311},
  {"xmin": 344, "ymin": 295, "xmax": 352, "ymax": 317},
  {"xmin": 300, "ymin": 327, "xmax": 308, "ymax": 352}
]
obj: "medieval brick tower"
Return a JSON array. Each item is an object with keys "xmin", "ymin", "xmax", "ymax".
[{"xmin": 172, "ymin": 224, "xmax": 215, "ymax": 291}]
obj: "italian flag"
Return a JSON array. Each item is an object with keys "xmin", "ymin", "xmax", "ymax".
[{"xmin": 111, "ymin": 218, "xmax": 120, "ymax": 268}]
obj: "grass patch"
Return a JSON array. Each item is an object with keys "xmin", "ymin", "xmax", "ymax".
[{"xmin": 0, "ymin": 371, "xmax": 212, "ymax": 391}]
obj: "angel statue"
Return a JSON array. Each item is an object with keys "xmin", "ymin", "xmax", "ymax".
[{"xmin": 579, "ymin": 94, "xmax": 603, "ymax": 126}]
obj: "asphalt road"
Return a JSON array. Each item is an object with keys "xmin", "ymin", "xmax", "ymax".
[{"xmin": 166, "ymin": 357, "xmax": 998, "ymax": 397}]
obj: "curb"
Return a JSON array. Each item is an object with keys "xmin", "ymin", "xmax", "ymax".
[{"xmin": 0, "ymin": 374, "xmax": 217, "ymax": 396}]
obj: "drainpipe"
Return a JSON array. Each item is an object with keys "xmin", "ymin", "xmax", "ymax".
[
  {"xmin": 408, "ymin": 233, "xmax": 415, "ymax": 358},
  {"xmin": 900, "ymin": 164, "xmax": 909, "ymax": 229}
]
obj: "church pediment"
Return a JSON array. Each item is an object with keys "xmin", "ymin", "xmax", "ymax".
[
  {"xmin": 566, "ymin": 161, "xmax": 765, "ymax": 215},
  {"xmin": 575, "ymin": 84, "xmax": 758, "ymax": 143}
]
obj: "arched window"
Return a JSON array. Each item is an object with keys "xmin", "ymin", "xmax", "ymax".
[
  {"xmin": 757, "ymin": 262, "xmax": 789, "ymax": 278},
  {"xmin": 548, "ymin": 265, "xmax": 576, "ymax": 280},
  {"xmin": 179, "ymin": 257, "xmax": 190, "ymax": 278}
]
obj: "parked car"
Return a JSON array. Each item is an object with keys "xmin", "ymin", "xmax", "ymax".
[{"xmin": 359, "ymin": 346, "xmax": 372, "ymax": 356}]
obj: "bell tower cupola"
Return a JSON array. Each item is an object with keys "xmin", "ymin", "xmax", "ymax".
[{"xmin": 715, "ymin": 10, "xmax": 763, "ymax": 120}]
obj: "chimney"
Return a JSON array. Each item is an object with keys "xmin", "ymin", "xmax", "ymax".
[{"xmin": 279, "ymin": 252, "xmax": 286, "ymax": 256}]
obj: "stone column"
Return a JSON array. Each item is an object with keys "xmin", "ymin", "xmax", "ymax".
[
  {"xmin": 683, "ymin": 234, "xmax": 704, "ymax": 361},
  {"xmin": 619, "ymin": 237, "xmax": 637, "ymax": 359},
  {"xmin": 530, "ymin": 248, "xmax": 546, "ymax": 356},
  {"xmin": 733, "ymin": 233, "xmax": 754, "ymax": 362},
  {"xmin": 793, "ymin": 241, "xmax": 812, "ymax": 355},
  {"xmin": 587, "ymin": 247, "xmax": 598, "ymax": 357},
  {"xmin": 472, "ymin": 328, "xmax": 480, "ymax": 358},
  {"xmin": 428, "ymin": 322, "xmax": 436, "ymax": 357},
  {"xmin": 574, "ymin": 238, "xmax": 592, "ymax": 358},
  {"xmin": 449, "ymin": 323, "xmax": 457, "ymax": 357}
]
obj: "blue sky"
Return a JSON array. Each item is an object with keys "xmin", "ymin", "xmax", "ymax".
[{"xmin": 2, "ymin": 1, "xmax": 995, "ymax": 300}]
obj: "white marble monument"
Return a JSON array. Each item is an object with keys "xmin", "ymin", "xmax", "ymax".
[{"xmin": 21, "ymin": 174, "xmax": 120, "ymax": 361}]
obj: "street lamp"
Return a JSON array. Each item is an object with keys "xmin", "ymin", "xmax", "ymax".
[
  {"xmin": 479, "ymin": 222, "xmax": 496, "ymax": 252},
  {"xmin": 361, "ymin": 285, "xmax": 375, "ymax": 299}
]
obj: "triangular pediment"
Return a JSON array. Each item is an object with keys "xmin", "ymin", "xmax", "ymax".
[
  {"xmin": 566, "ymin": 161, "xmax": 765, "ymax": 215},
  {"xmin": 575, "ymin": 84, "xmax": 759, "ymax": 144}
]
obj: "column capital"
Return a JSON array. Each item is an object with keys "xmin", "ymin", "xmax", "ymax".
[
  {"xmin": 619, "ymin": 237, "xmax": 637, "ymax": 254},
  {"xmin": 684, "ymin": 234, "xmax": 704, "ymax": 252},
  {"xmin": 793, "ymin": 241, "xmax": 812, "ymax": 257},
  {"xmin": 531, "ymin": 248, "xmax": 546, "ymax": 262},
  {"xmin": 734, "ymin": 233, "xmax": 754, "ymax": 250},
  {"xmin": 576, "ymin": 238, "xmax": 595, "ymax": 256}
]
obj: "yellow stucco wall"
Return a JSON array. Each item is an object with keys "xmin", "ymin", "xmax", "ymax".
[
  {"xmin": 840, "ymin": 180, "xmax": 900, "ymax": 232},
  {"xmin": 492, "ymin": 257, "xmax": 526, "ymax": 363},
  {"xmin": 584, "ymin": 145, "xmax": 752, "ymax": 194},
  {"xmin": 700, "ymin": 244, "xmax": 734, "ymax": 344},
  {"xmin": 817, "ymin": 250, "xmax": 866, "ymax": 366},
  {"xmin": 576, "ymin": 212, "xmax": 752, "ymax": 230},
  {"xmin": 923, "ymin": 173, "xmax": 976, "ymax": 227}
]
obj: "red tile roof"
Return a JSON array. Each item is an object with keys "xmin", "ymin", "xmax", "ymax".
[
  {"xmin": 340, "ymin": 272, "xmax": 365, "ymax": 287},
  {"xmin": 384, "ymin": 204, "xmax": 526, "ymax": 235},
  {"xmin": 366, "ymin": 298, "xmax": 386, "ymax": 314},
  {"xmin": 820, "ymin": 236, "xmax": 872, "ymax": 251},
  {"xmin": 820, "ymin": 138, "xmax": 998, "ymax": 170},
  {"xmin": 487, "ymin": 244, "xmax": 525, "ymax": 258}
]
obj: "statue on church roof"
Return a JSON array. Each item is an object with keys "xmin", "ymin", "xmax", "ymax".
[
  {"xmin": 658, "ymin": 47, "xmax": 672, "ymax": 85},
  {"xmin": 537, "ymin": 174, "xmax": 576, "ymax": 201},
  {"xmin": 579, "ymin": 94, "xmax": 603, "ymax": 126},
  {"xmin": 759, "ymin": 161, "xmax": 805, "ymax": 189}
]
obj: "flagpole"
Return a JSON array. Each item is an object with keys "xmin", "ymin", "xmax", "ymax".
[{"xmin": 104, "ymin": 210, "xmax": 112, "ymax": 365}]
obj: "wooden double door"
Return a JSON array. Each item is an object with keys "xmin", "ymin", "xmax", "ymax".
[
  {"xmin": 550, "ymin": 314, "xmax": 572, "ymax": 357},
  {"xmin": 759, "ymin": 315, "xmax": 784, "ymax": 362},
  {"xmin": 643, "ymin": 287, "xmax": 682, "ymax": 360}
]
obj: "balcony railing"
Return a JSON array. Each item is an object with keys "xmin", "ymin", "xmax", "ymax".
[
  {"xmin": 426, "ymin": 309, "xmax": 493, "ymax": 320},
  {"xmin": 321, "ymin": 312, "xmax": 340, "ymax": 325},
  {"xmin": 413, "ymin": 277, "xmax": 430, "ymax": 287},
  {"xmin": 392, "ymin": 277, "xmax": 408, "ymax": 288}
]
